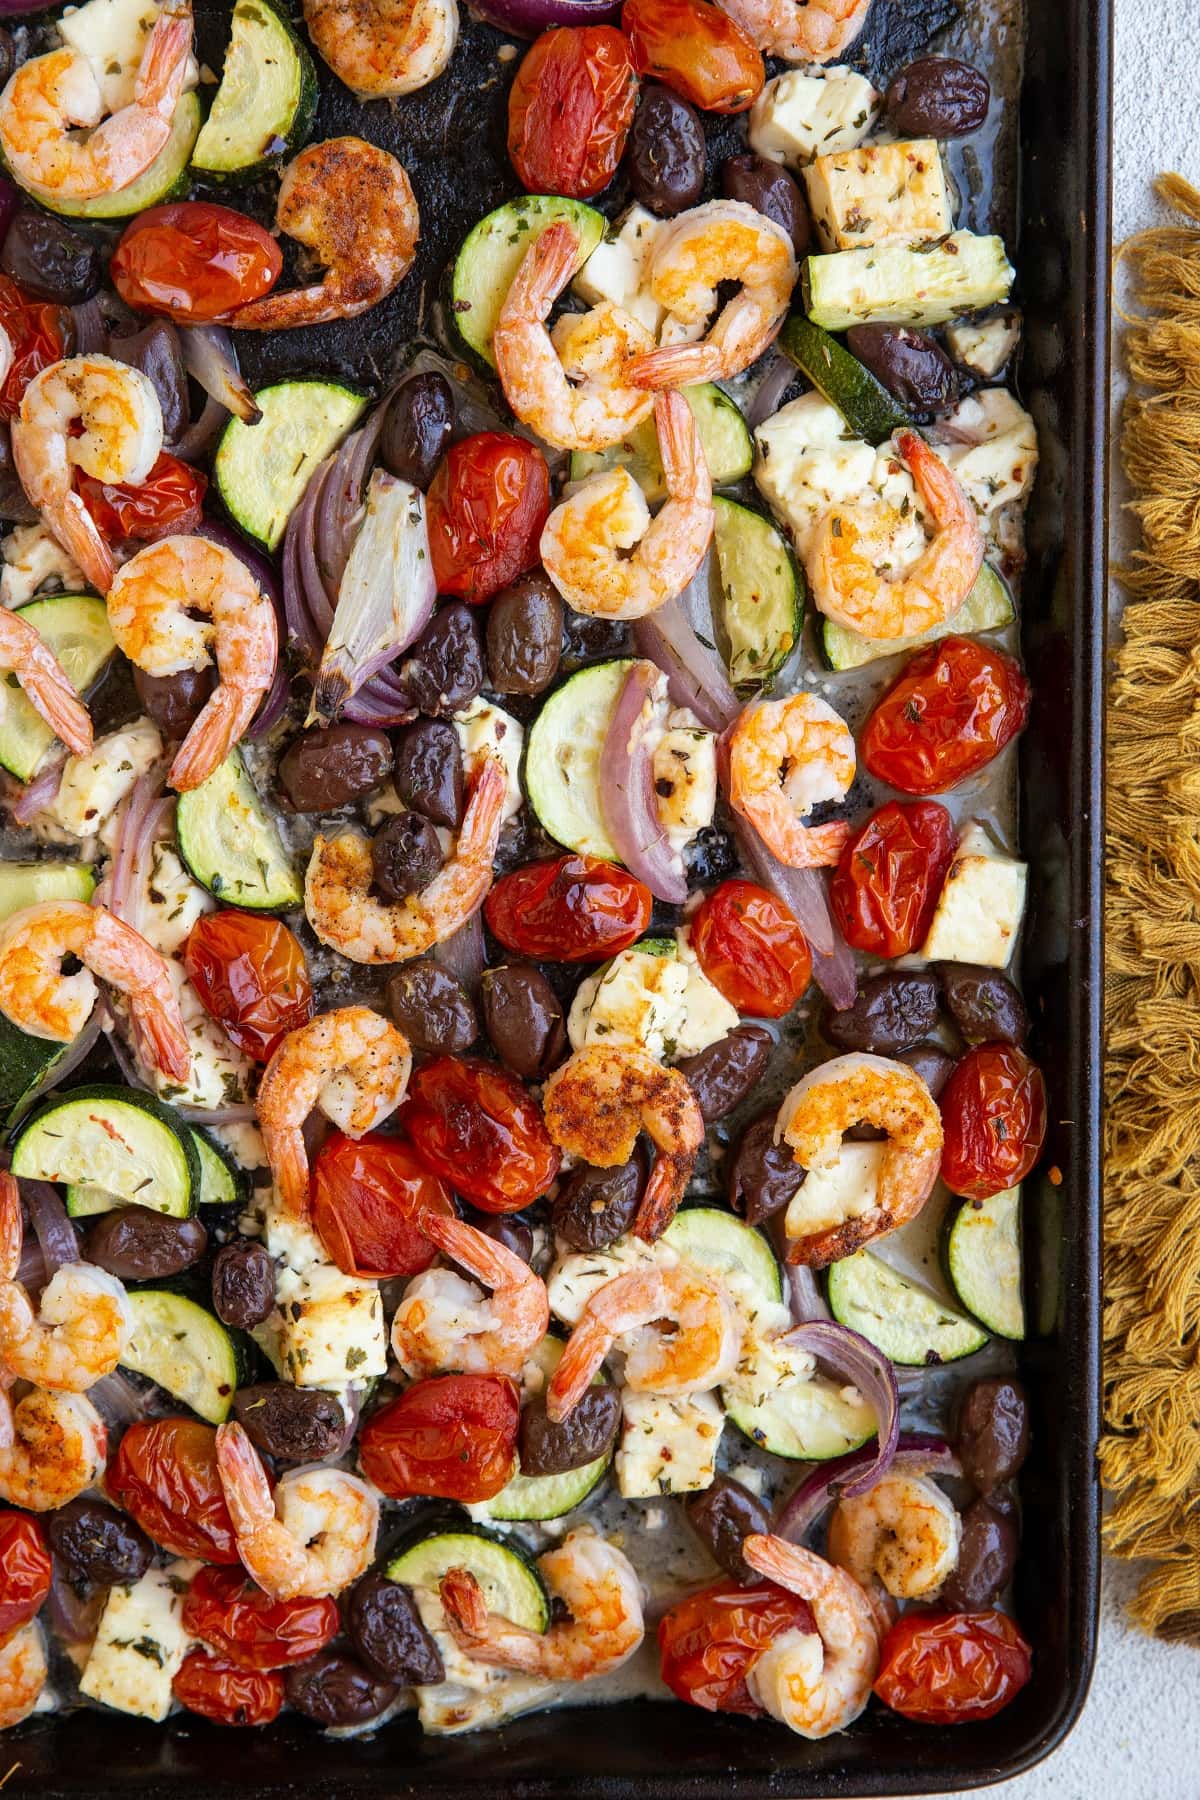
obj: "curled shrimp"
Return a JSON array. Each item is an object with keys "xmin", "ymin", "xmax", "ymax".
[
  {"xmin": 728, "ymin": 693, "xmax": 855, "ymax": 868},
  {"xmin": 777, "ymin": 1053, "xmax": 944, "ymax": 1267},
  {"xmin": 626, "ymin": 201, "xmax": 796, "ymax": 390},
  {"xmin": 0, "ymin": 602, "xmax": 93, "ymax": 757},
  {"xmin": 0, "ymin": 1382, "xmax": 106, "ymax": 1511},
  {"xmin": 0, "ymin": 1174, "xmax": 133, "ymax": 1393},
  {"xmin": 392, "ymin": 1212, "xmax": 550, "ymax": 1379},
  {"xmin": 827, "ymin": 1472, "xmax": 962, "ymax": 1601},
  {"xmin": 807, "ymin": 431, "xmax": 985, "ymax": 641},
  {"xmin": 105, "ymin": 535, "xmax": 278, "ymax": 792},
  {"xmin": 216, "ymin": 1421, "xmax": 378, "ymax": 1600},
  {"xmin": 540, "ymin": 392, "xmax": 713, "ymax": 620},
  {"xmin": 304, "ymin": 753, "xmax": 506, "ymax": 965},
  {"xmin": 0, "ymin": 900, "xmax": 190, "ymax": 1082},
  {"xmin": 546, "ymin": 1258, "xmax": 742, "ymax": 1422},
  {"xmin": 494, "ymin": 222, "xmax": 655, "ymax": 452},
  {"xmin": 0, "ymin": 1622, "xmax": 47, "ymax": 1729},
  {"xmin": 440, "ymin": 1529, "xmax": 643, "ymax": 1683},
  {"xmin": 12, "ymin": 355, "xmax": 164, "ymax": 595},
  {"xmin": 715, "ymin": 0, "xmax": 869, "ymax": 62},
  {"xmin": 542, "ymin": 1044, "xmax": 704, "ymax": 1242},
  {"xmin": 0, "ymin": 0, "xmax": 192, "ymax": 205},
  {"xmin": 217, "ymin": 138, "xmax": 418, "ymax": 330},
  {"xmin": 741, "ymin": 1534, "xmax": 880, "ymax": 1740},
  {"xmin": 302, "ymin": 0, "xmax": 458, "ymax": 98},
  {"xmin": 256, "ymin": 1005, "xmax": 412, "ymax": 1216}
]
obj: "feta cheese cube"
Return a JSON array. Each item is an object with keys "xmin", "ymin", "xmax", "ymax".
[
  {"xmin": 267, "ymin": 1201, "xmax": 387, "ymax": 1389},
  {"xmin": 0, "ymin": 524, "xmax": 83, "ymax": 607},
  {"xmin": 453, "ymin": 698, "xmax": 524, "ymax": 822},
  {"xmin": 920, "ymin": 820, "xmax": 1027, "ymax": 967},
  {"xmin": 48, "ymin": 718, "xmax": 163, "ymax": 840},
  {"xmin": 546, "ymin": 1240, "xmax": 656, "ymax": 1326},
  {"xmin": 945, "ymin": 311, "xmax": 1021, "ymax": 380},
  {"xmin": 567, "ymin": 943, "xmax": 689, "ymax": 1060},
  {"xmin": 939, "ymin": 390, "xmax": 1038, "ymax": 520},
  {"xmin": 673, "ymin": 929, "xmax": 740, "ymax": 1058},
  {"xmin": 616, "ymin": 1390, "xmax": 724, "ymax": 1497},
  {"xmin": 412, "ymin": 1590, "xmax": 554, "ymax": 1735},
  {"xmin": 804, "ymin": 139, "xmax": 954, "ymax": 250},
  {"xmin": 784, "ymin": 1141, "xmax": 885, "ymax": 1240},
  {"xmin": 749, "ymin": 66, "xmax": 880, "ymax": 168},
  {"xmin": 652, "ymin": 716, "xmax": 718, "ymax": 852},
  {"xmin": 78, "ymin": 1560, "xmax": 197, "ymax": 1722},
  {"xmin": 137, "ymin": 842, "xmax": 214, "ymax": 957},
  {"xmin": 753, "ymin": 392, "xmax": 923, "ymax": 562},
  {"xmin": 573, "ymin": 204, "xmax": 667, "ymax": 337},
  {"xmin": 152, "ymin": 958, "xmax": 254, "ymax": 1113}
]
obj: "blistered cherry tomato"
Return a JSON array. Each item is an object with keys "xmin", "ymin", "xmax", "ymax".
[
  {"xmin": 690, "ymin": 879, "xmax": 811, "ymax": 1018},
  {"xmin": 310, "ymin": 1131, "xmax": 453, "ymax": 1279},
  {"xmin": 107, "ymin": 1418, "xmax": 241, "ymax": 1563},
  {"xmin": 830, "ymin": 800, "xmax": 955, "ymax": 959},
  {"xmin": 0, "ymin": 274, "xmax": 68, "ymax": 420},
  {"xmin": 623, "ymin": 0, "xmax": 763, "ymax": 113},
  {"xmin": 658, "ymin": 1579, "xmax": 816, "ymax": 1714},
  {"xmin": 184, "ymin": 911, "xmax": 312, "ymax": 1063},
  {"xmin": 76, "ymin": 451, "xmax": 207, "ymax": 544},
  {"xmin": 426, "ymin": 433, "xmax": 550, "ymax": 604},
  {"xmin": 874, "ymin": 1609, "xmax": 1032, "ymax": 1724},
  {"xmin": 485, "ymin": 854, "xmax": 652, "ymax": 963},
  {"xmin": 183, "ymin": 1566, "xmax": 339, "ymax": 1672},
  {"xmin": 0, "ymin": 1512, "xmax": 51, "ymax": 1641},
  {"xmin": 860, "ymin": 636, "xmax": 1031, "ymax": 796},
  {"xmin": 509, "ymin": 27, "xmax": 639, "ymax": 198},
  {"xmin": 358, "ymin": 1374, "xmax": 519, "ymax": 1502},
  {"xmin": 403, "ymin": 1055, "xmax": 560, "ymax": 1212},
  {"xmin": 110, "ymin": 202, "xmax": 282, "ymax": 322},
  {"xmin": 939, "ymin": 1042, "xmax": 1047, "ymax": 1200},
  {"xmin": 173, "ymin": 1650, "xmax": 284, "ymax": 1727}
]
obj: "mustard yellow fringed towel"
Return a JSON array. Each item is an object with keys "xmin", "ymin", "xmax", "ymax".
[{"xmin": 1104, "ymin": 171, "xmax": 1200, "ymax": 1644}]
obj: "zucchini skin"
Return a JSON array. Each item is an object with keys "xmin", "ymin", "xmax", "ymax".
[
  {"xmin": 12, "ymin": 1084, "xmax": 200, "ymax": 1219},
  {"xmin": 191, "ymin": 0, "xmax": 318, "ymax": 180},
  {"xmin": 779, "ymin": 313, "xmax": 911, "ymax": 445}
]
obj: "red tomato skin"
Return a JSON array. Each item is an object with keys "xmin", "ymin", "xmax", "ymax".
[
  {"xmin": 830, "ymin": 800, "xmax": 956, "ymax": 959},
  {"xmin": 402, "ymin": 1056, "xmax": 561, "ymax": 1213},
  {"xmin": 874, "ymin": 1610, "xmax": 1033, "ymax": 1724},
  {"xmin": 183, "ymin": 911, "xmax": 313, "ymax": 1063},
  {"xmin": 110, "ymin": 203, "xmax": 282, "ymax": 322},
  {"xmin": 622, "ymin": 0, "xmax": 763, "ymax": 113},
  {"xmin": 658, "ymin": 1579, "xmax": 816, "ymax": 1714},
  {"xmin": 173, "ymin": 1650, "xmax": 285, "ymax": 1726},
  {"xmin": 358, "ymin": 1374, "xmax": 519, "ymax": 1502},
  {"xmin": 508, "ymin": 28, "xmax": 639, "ymax": 198},
  {"xmin": 860, "ymin": 636, "xmax": 1032, "ymax": 797},
  {"xmin": 485, "ymin": 855, "xmax": 653, "ymax": 963},
  {"xmin": 0, "ymin": 1512, "xmax": 51, "ymax": 1642},
  {"xmin": 426, "ymin": 433, "xmax": 550, "ymax": 604},
  {"xmin": 106, "ymin": 1419, "xmax": 242, "ymax": 1564},
  {"xmin": 940, "ymin": 1043, "xmax": 1047, "ymax": 1200},
  {"xmin": 182, "ymin": 1566, "xmax": 339, "ymax": 1672},
  {"xmin": 310, "ymin": 1131, "xmax": 453, "ymax": 1278},
  {"xmin": 0, "ymin": 275, "xmax": 68, "ymax": 420},
  {"xmin": 690, "ymin": 879, "xmax": 812, "ymax": 1018},
  {"xmin": 76, "ymin": 451, "xmax": 206, "ymax": 544}
]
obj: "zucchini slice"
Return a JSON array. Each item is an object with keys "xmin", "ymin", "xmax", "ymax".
[
  {"xmin": 214, "ymin": 380, "xmax": 368, "ymax": 550},
  {"xmin": 803, "ymin": 232, "xmax": 1015, "ymax": 332},
  {"xmin": 120, "ymin": 1289, "xmax": 250, "ymax": 1424},
  {"xmin": 175, "ymin": 749, "xmax": 301, "ymax": 912},
  {"xmin": 50, "ymin": 92, "xmax": 202, "ymax": 220},
  {"xmin": 712, "ymin": 496, "xmax": 803, "ymax": 690},
  {"xmin": 779, "ymin": 313, "xmax": 911, "ymax": 444},
  {"xmin": 0, "ymin": 595, "xmax": 116, "ymax": 782},
  {"xmin": 523, "ymin": 659, "xmax": 633, "ymax": 862},
  {"xmin": 477, "ymin": 1340, "xmax": 611, "ymax": 1523},
  {"xmin": 386, "ymin": 1529, "xmax": 549, "ymax": 1633},
  {"xmin": 820, "ymin": 562, "xmax": 1015, "ymax": 671},
  {"xmin": 664, "ymin": 1206, "xmax": 783, "ymax": 1308},
  {"xmin": 0, "ymin": 1016, "xmax": 66, "ymax": 1120},
  {"xmin": 191, "ymin": 1127, "xmax": 250, "ymax": 1210},
  {"xmin": 569, "ymin": 383, "xmax": 752, "ymax": 502},
  {"xmin": 14, "ymin": 1085, "xmax": 198, "ymax": 1218},
  {"xmin": 945, "ymin": 1186, "xmax": 1024, "ymax": 1340},
  {"xmin": 191, "ymin": 0, "xmax": 317, "ymax": 179},
  {"xmin": 724, "ymin": 1376, "xmax": 875, "ymax": 1462},
  {"xmin": 451, "ymin": 196, "xmax": 606, "ymax": 370},
  {"xmin": 0, "ymin": 861, "xmax": 94, "ymax": 921},
  {"xmin": 826, "ymin": 1250, "xmax": 988, "ymax": 1365}
]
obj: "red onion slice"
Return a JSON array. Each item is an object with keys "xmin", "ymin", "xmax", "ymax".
[
  {"xmin": 170, "ymin": 394, "xmax": 229, "ymax": 465},
  {"xmin": 778, "ymin": 1319, "xmax": 900, "ymax": 1497},
  {"xmin": 746, "ymin": 351, "xmax": 795, "ymax": 431},
  {"xmin": 633, "ymin": 592, "xmax": 740, "ymax": 733},
  {"xmin": 180, "ymin": 325, "xmax": 261, "ymax": 425},
  {"xmin": 11, "ymin": 753, "xmax": 67, "ymax": 825},
  {"xmin": 785, "ymin": 1260, "xmax": 830, "ymax": 1323},
  {"xmin": 599, "ymin": 660, "xmax": 687, "ymax": 904},
  {"xmin": 469, "ymin": 0, "xmax": 620, "ymax": 34},
  {"xmin": 774, "ymin": 1432, "xmax": 961, "ymax": 1542},
  {"xmin": 22, "ymin": 1179, "xmax": 79, "ymax": 1273},
  {"xmin": 732, "ymin": 815, "xmax": 837, "ymax": 960},
  {"xmin": 175, "ymin": 1101, "xmax": 257, "ymax": 1125}
]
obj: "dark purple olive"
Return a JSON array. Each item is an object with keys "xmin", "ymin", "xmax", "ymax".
[
  {"xmin": 387, "ymin": 960, "xmax": 477, "ymax": 1053},
  {"xmin": 49, "ymin": 1497, "xmax": 153, "ymax": 1586},
  {"xmin": 727, "ymin": 1111, "xmax": 803, "ymax": 1227},
  {"xmin": 675, "ymin": 1025, "xmax": 773, "ymax": 1122},
  {"xmin": 284, "ymin": 1651, "xmax": 398, "ymax": 1728},
  {"xmin": 371, "ymin": 810, "xmax": 443, "ymax": 901},
  {"xmin": 553, "ymin": 1148, "xmax": 647, "ymax": 1250},
  {"xmin": 935, "ymin": 963, "xmax": 1029, "ymax": 1045},
  {"xmin": 232, "ymin": 1384, "xmax": 346, "ymax": 1464},
  {"xmin": 486, "ymin": 573, "xmax": 563, "ymax": 697},
  {"xmin": 628, "ymin": 85, "xmax": 706, "ymax": 216},
  {"xmin": 380, "ymin": 371, "xmax": 455, "ymax": 490},
  {"xmin": 519, "ymin": 1385, "xmax": 620, "ymax": 1476},
  {"xmin": 845, "ymin": 324, "xmax": 960, "ymax": 418},
  {"xmin": 211, "ymin": 1239, "xmax": 275, "ymax": 1330},
  {"xmin": 467, "ymin": 1209, "xmax": 534, "ymax": 1264},
  {"xmin": 82, "ymin": 1206, "xmax": 207, "ymax": 1281},
  {"xmin": 480, "ymin": 961, "xmax": 565, "ymax": 1080},
  {"xmin": 941, "ymin": 1497, "xmax": 1018, "ymax": 1610},
  {"xmin": 1, "ymin": 207, "xmax": 100, "ymax": 304},
  {"xmin": 684, "ymin": 1473, "xmax": 771, "ymax": 1584},
  {"xmin": 111, "ymin": 321, "xmax": 189, "ymax": 443},
  {"xmin": 0, "ymin": 424, "xmax": 37, "ymax": 524},
  {"xmin": 393, "ymin": 717, "xmax": 463, "ymax": 828},
  {"xmin": 0, "ymin": 30, "xmax": 13, "ymax": 91},
  {"xmin": 822, "ymin": 971, "xmax": 942, "ymax": 1056},
  {"xmin": 400, "ymin": 603, "xmax": 484, "ymax": 717},
  {"xmin": 721, "ymin": 154, "xmax": 811, "ymax": 257},
  {"xmin": 133, "ymin": 665, "xmax": 214, "ymax": 741},
  {"xmin": 346, "ymin": 1572, "xmax": 444, "ymax": 1685},
  {"xmin": 277, "ymin": 724, "xmax": 393, "ymax": 813},
  {"xmin": 956, "ymin": 1378, "xmax": 1031, "ymax": 1494},
  {"xmin": 898, "ymin": 1043, "xmax": 957, "ymax": 1100},
  {"xmin": 885, "ymin": 55, "xmax": 991, "ymax": 139}
]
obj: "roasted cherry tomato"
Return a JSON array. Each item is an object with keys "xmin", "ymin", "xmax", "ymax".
[
  {"xmin": 107, "ymin": 1418, "xmax": 242, "ymax": 1564},
  {"xmin": 183, "ymin": 911, "xmax": 312, "ymax": 1063},
  {"xmin": 182, "ymin": 1566, "xmax": 339, "ymax": 1672},
  {"xmin": 509, "ymin": 27, "xmax": 639, "ymax": 198},
  {"xmin": 173, "ymin": 1650, "xmax": 285, "ymax": 1727},
  {"xmin": 939, "ymin": 1042, "xmax": 1047, "ymax": 1200},
  {"xmin": 110, "ymin": 202, "xmax": 282, "ymax": 323},
  {"xmin": 690, "ymin": 879, "xmax": 812, "ymax": 1018},
  {"xmin": 403, "ymin": 1055, "xmax": 561, "ymax": 1212},
  {"xmin": 485, "ymin": 854, "xmax": 653, "ymax": 963},
  {"xmin": 860, "ymin": 636, "xmax": 1032, "ymax": 797},
  {"xmin": 310, "ymin": 1130, "xmax": 453, "ymax": 1279},
  {"xmin": 0, "ymin": 274, "xmax": 68, "ymax": 420},
  {"xmin": 76, "ymin": 451, "xmax": 207, "ymax": 544},
  {"xmin": 358, "ymin": 1374, "xmax": 519, "ymax": 1503},
  {"xmin": 0, "ymin": 1512, "xmax": 51, "ymax": 1641},
  {"xmin": 830, "ymin": 800, "xmax": 956, "ymax": 959},
  {"xmin": 426, "ymin": 433, "xmax": 550, "ymax": 604},
  {"xmin": 874, "ymin": 1609, "xmax": 1033, "ymax": 1724},
  {"xmin": 622, "ymin": 0, "xmax": 763, "ymax": 113},
  {"xmin": 658, "ymin": 1579, "xmax": 816, "ymax": 1714}
]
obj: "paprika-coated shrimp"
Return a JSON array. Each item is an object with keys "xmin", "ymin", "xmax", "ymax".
[
  {"xmin": 216, "ymin": 1422, "xmax": 378, "ymax": 1600},
  {"xmin": 0, "ymin": 1382, "xmax": 106, "ymax": 1511},
  {"xmin": 716, "ymin": 0, "xmax": 869, "ymax": 62},
  {"xmin": 727, "ymin": 693, "xmax": 855, "ymax": 868},
  {"xmin": 827, "ymin": 1472, "xmax": 962, "ymax": 1601},
  {"xmin": 0, "ymin": 1622, "xmax": 47, "ymax": 1729},
  {"xmin": 0, "ymin": 603, "xmax": 93, "ymax": 757},
  {"xmin": 391, "ymin": 1211, "xmax": 550, "ymax": 1378},
  {"xmin": 742, "ymin": 1534, "xmax": 880, "ymax": 1740},
  {"xmin": 0, "ymin": 1174, "xmax": 133, "ymax": 1393},
  {"xmin": 302, "ymin": 0, "xmax": 458, "ymax": 98}
]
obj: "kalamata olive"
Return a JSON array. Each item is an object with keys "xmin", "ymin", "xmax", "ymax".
[
  {"xmin": 552, "ymin": 1148, "xmax": 647, "ymax": 1250},
  {"xmin": 133, "ymin": 665, "xmax": 214, "ymax": 741},
  {"xmin": 727, "ymin": 1110, "xmax": 803, "ymax": 1227},
  {"xmin": 232, "ymin": 1383, "xmax": 346, "ymax": 1464},
  {"xmin": 400, "ymin": 603, "xmax": 484, "ymax": 717},
  {"xmin": 627, "ymin": 85, "xmax": 706, "ymax": 217},
  {"xmin": 346, "ymin": 1572, "xmax": 444, "ymax": 1685},
  {"xmin": 684, "ymin": 1472, "xmax": 771, "ymax": 1584},
  {"xmin": 113, "ymin": 321, "xmax": 189, "ymax": 443},
  {"xmin": 467, "ymin": 1208, "xmax": 535, "ymax": 1264},
  {"xmin": 956, "ymin": 1377, "xmax": 1031, "ymax": 1494},
  {"xmin": 885, "ymin": 55, "xmax": 991, "ymax": 139},
  {"xmin": 675, "ymin": 1025, "xmax": 773, "ymax": 1123},
  {"xmin": 392, "ymin": 717, "xmax": 463, "ymax": 828},
  {"xmin": 936, "ymin": 963, "xmax": 1029, "ymax": 1046},
  {"xmin": 941, "ymin": 1497, "xmax": 1018, "ymax": 1610},
  {"xmin": 387, "ymin": 960, "xmax": 477, "ymax": 1053},
  {"xmin": 284, "ymin": 1651, "xmax": 398, "ymax": 1728},
  {"xmin": 480, "ymin": 961, "xmax": 566, "ymax": 1080},
  {"xmin": 486, "ymin": 572, "xmax": 563, "ymax": 697},
  {"xmin": 823, "ymin": 971, "xmax": 941, "ymax": 1056},
  {"xmin": 898, "ymin": 1043, "xmax": 957, "ymax": 1100},
  {"xmin": 379, "ymin": 371, "xmax": 455, "ymax": 490},
  {"xmin": 845, "ymin": 325, "xmax": 960, "ymax": 418},
  {"xmin": 1, "ymin": 207, "xmax": 100, "ymax": 304},
  {"xmin": 277, "ymin": 724, "xmax": 393, "ymax": 813},
  {"xmin": 721, "ymin": 153, "xmax": 811, "ymax": 257},
  {"xmin": 83, "ymin": 1205, "xmax": 207, "ymax": 1281},
  {"xmin": 561, "ymin": 611, "xmax": 627, "ymax": 667},
  {"xmin": 0, "ymin": 30, "xmax": 14, "ymax": 91},
  {"xmin": 49, "ymin": 1497, "xmax": 153, "ymax": 1586},
  {"xmin": 0, "ymin": 425, "xmax": 37, "ymax": 524},
  {"xmin": 519, "ymin": 1386, "xmax": 620, "ymax": 1477},
  {"xmin": 371, "ymin": 811, "xmax": 443, "ymax": 901},
  {"xmin": 212, "ymin": 1239, "xmax": 276, "ymax": 1330}
]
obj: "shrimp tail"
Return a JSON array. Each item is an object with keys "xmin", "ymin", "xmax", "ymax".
[
  {"xmin": 628, "ymin": 340, "xmax": 722, "ymax": 391},
  {"xmin": 506, "ymin": 220, "xmax": 578, "ymax": 321},
  {"xmin": 632, "ymin": 1150, "xmax": 695, "ymax": 1242},
  {"xmin": 262, "ymin": 1122, "xmax": 309, "ymax": 1217},
  {"xmin": 128, "ymin": 996, "xmax": 191, "ymax": 1085},
  {"xmin": 135, "ymin": 0, "xmax": 194, "ymax": 117},
  {"xmin": 35, "ymin": 486, "xmax": 114, "ymax": 597},
  {"xmin": 0, "ymin": 1173, "xmax": 21, "ymax": 1284},
  {"xmin": 215, "ymin": 1421, "xmax": 273, "ymax": 1539},
  {"xmin": 168, "ymin": 684, "xmax": 262, "ymax": 791},
  {"xmin": 5, "ymin": 617, "xmax": 93, "ymax": 756},
  {"xmin": 439, "ymin": 1567, "xmax": 491, "ymax": 1645},
  {"xmin": 741, "ymin": 808, "xmax": 849, "ymax": 870},
  {"xmin": 545, "ymin": 1320, "xmax": 607, "ymax": 1423}
]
